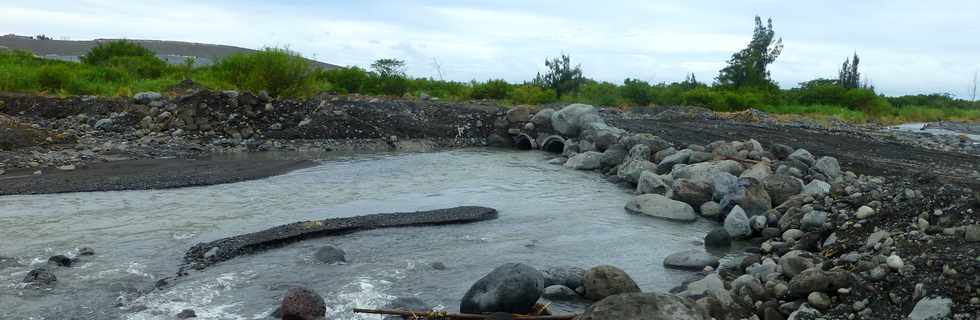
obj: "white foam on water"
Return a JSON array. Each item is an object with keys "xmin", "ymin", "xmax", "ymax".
[
  {"xmin": 124, "ymin": 271, "xmax": 254, "ymax": 320},
  {"xmin": 326, "ymin": 277, "xmax": 395, "ymax": 320}
]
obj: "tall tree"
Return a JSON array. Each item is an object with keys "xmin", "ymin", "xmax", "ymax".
[
  {"xmin": 838, "ymin": 53, "xmax": 861, "ymax": 89},
  {"xmin": 370, "ymin": 58, "xmax": 406, "ymax": 77},
  {"xmin": 716, "ymin": 16, "xmax": 783, "ymax": 89},
  {"xmin": 534, "ymin": 54, "xmax": 584, "ymax": 98}
]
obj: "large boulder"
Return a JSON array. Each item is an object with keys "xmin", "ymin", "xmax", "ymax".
[
  {"xmin": 313, "ymin": 245, "xmax": 346, "ymax": 264},
  {"xmin": 663, "ymin": 250, "xmax": 719, "ymax": 270},
  {"xmin": 704, "ymin": 229, "xmax": 731, "ymax": 249},
  {"xmin": 530, "ymin": 108, "xmax": 555, "ymax": 127},
  {"xmin": 22, "ymin": 268, "xmax": 57, "ymax": 286},
  {"xmin": 670, "ymin": 178, "xmax": 713, "ymax": 208},
  {"xmin": 460, "ymin": 263, "xmax": 545, "ymax": 314},
  {"xmin": 134, "ymin": 91, "xmax": 163, "ymax": 104},
  {"xmin": 621, "ymin": 133, "xmax": 671, "ymax": 152},
  {"xmin": 908, "ymin": 296, "xmax": 952, "ymax": 320},
  {"xmin": 739, "ymin": 161, "xmax": 772, "ymax": 181},
  {"xmin": 676, "ymin": 273, "xmax": 734, "ymax": 310},
  {"xmin": 280, "ymin": 287, "xmax": 326, "ymax": 320},
  {"xmin": 656, "ymin": 149, "xmax": 693, "ymax": 174},
  {"xmin": 764, "ymin": 174, "xmax": 803, "ymax": 206},
  {"xmin": 636, "ymin": 171, "xmax": 670, "ymax": 195},
  {"xmin": 787, "ymin": 149, "xmax": 815, "ymax": 167},
  {"xmin": 577, "ymin": 292, "xmax": 709, "ymax": 320},
  {"xmin": 564, "ymin": 151, "xmax": 604, "ymax": 170},
  {"xmin": 551, "ymin": 104, "xmax": 622, "ymax": 137},
  {"xmin": 625, "ymin": 194, "xmax": 698, "ymax": 222},
  {"xmin": 811, "ymin": 156, "xmax": 841, "ymax": 180},
  {"xmin": 720, "ymin": 177, "xmax": 771, "ymax": 217},
  {"xmin": 506, "ymin": 106, "xmax": 532, "ymax": 123},
  {"xmin": 627, "ymin": 144, "xmax": 652, "ymax": 161},
  {"xmin": 724, "ymin": 205, "xmax": 752, "ymax": 238},
  {"xmin": 711, "ymin": 172, "xmax": 739, "ymax": 201},
  {"xmin": 582, "ymin": 265, "xmax": 641, "ymax": 301},
  {"xmin": 599, "ymin": 144, "xmax": 628, "ymax": 167},
  {"xmin": 801, "ymin": 180, "xmax": 831, "ymax": 196},
  {"xmin": 617, "ymin": 159, "xmax": 657, "ymax": 184},
  {"xmin": 671, "ymin": 160, "xmax": 743, "ymax": 184},
  {"xmin": 541, "ymin": 266, "xmax": 586, "ymax": 289}
]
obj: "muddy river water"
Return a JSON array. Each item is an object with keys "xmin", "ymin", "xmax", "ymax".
[{"xmin": 1, "ymin": 149, "xmax": 717, "ymax": 319}]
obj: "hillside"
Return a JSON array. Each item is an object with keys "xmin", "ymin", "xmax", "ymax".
[{"xmin": 0, "ymin": 34, "xmax": 339, "ymax": 69}]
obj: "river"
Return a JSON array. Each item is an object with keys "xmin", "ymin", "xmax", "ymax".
[{"xmin": 0, "ymin": 149, "xmax": 716, "ymax": 319}]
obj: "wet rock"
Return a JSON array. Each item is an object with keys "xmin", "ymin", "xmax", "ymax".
[
  {"xmin": 460, "ymin": 263, "xmax": 545, "ymax": 314},
  {"xmin": 636, "ymin": 171, "xmax": 670, "ymax": 195},
  {"xmin": 94, "ymin": 118, "xmax": 114, "ymax": 131},
  {"xmin": 47, "ymin": 255, "xmax": 72, "ymax": 267},
  {"xmin": 908, "ymin": 296, "xmax": 952, "ymax": 320},
  {"xmin": 625, "ymin": 194, "xmax": 698, "ymax": 222},
  {"xmin": 704, "ymin": 229, "xmax": 731, "ymax": 249},
  {"xmin": 577, "ymin": 292, "xmax": 709, "ymax": 320},
  {"xmin": 740, "ymin": 161, "xmax": 772, "ymax": 182},
  {"xmin": 430, "ymin": 261, "xmax": 447, "ymax": 270},
  {"xmin": 564, "ymin": 151, "xmax": 603, "ymax": 170},
  {"xmin": 22, "ymin": 268, "xmax": 57, "ymax": 285},
  {"xmin": 627, "ymin": 143, "xmax": 652, "ymax": 161},
  {"xmin": 77, "ymin": 247, "xmax": 95, "ymax": 256},
  {"xmin": 383, "ymin": 297, "xmax": 433, "ymax": 319},
  {"xmin": 769, "ymin": 143, "xmax": 794, "ymax": 160},
  {"xmin": 699, "ymin": 201, "xmax": 721, "ymax": 218},
  {"xmin": 787, "ymin": 268, "xmax": 829, "ymax": 297},
  {"xmin": 670, "ymin": 178, "xmax": 713, "ymax": 208},
  {"xmin": 732, "ymin": 274, "xmax": 767, "ymax": 301},
  {"xmin": 541, "ymin": 266, "xmax": 586, "ymax": 289},
  {"xmin": 617, "ymin": 159, "xmax": 657, "ymax": 184},
  {"xmin": 664, "ymin": 250, "xmax": 719, "ymax": 271},
  {"xmin": 621, "ymin": 133, "xmax": 671, "ymax": 153},
  {"xmin": 176, "ymin": 309, "xmax": 196, "ymax": 319},
  {"xmin": 599, "ymin": 144, "xmax": 627, "ymax": 167},
  {"xmin": 764, "ymin": 174, "xmax": 803, "ymax": 206},
  {"xmin": 542, "ymin": 285, "xmax": 578, "ymax": 300},
  {"xmin": 281, "ymin": 287, "xmax": 326, "ymax": 320},
  {"xmin": 677, "ymin": 273, "xmax": 733, "ymax": 308},
  {"xmin": 724, "ymin": 205, "xmax": 752, "ymax": 238},
  {"xmin": 582, "ymin": 265, "xmax": 641, "ymax": 301},
  {"xmin": 134, "ymin": 92, "xmax": 162, "ymax": 104},
  {"xmin": 313, "ymin": 245, "xmax": 346, "ymax": 264}
]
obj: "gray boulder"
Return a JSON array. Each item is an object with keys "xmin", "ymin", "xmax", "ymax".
[
  {"xmin": 313, "ymin": 246, "xmax": 346, "ymax": 264},
  {"xmin": 636, "ymin": 171, "xmax": 670, "ymax": 195},
  {"xmin": 551, "ymin": 104, "xmax": 623, "ymax": 137},
  {"xmin": 656, "ymin": 149, "xmax": 693, "ymax": 174},
  {"xmin": 720, "ymin": 177, "xmax": 772, "ymax": 217},
  {"xmin": 908, "ymin": 296, "xmax": 952, "ymax": 320},
  {"xmin": 800, "ymin": 210, "xmax": 828, "ymax": 231},
  {"xmin": 22, "ymin": 268, "xmax": 57, "ymax": 286},
  {"xmin": 779, "ymin": 251, "xmax": 816, "ymax": 278},
  {"xmin": 769, "ymin": 143, "xmax": 794, "ymax": 160},
  {"xmin": 724, "ymin": 205, "xmax": 752, "ymax": 238},
  {"xmin": 699, "ymin": 201, "xmax": 722, "ymax": 218},
  {"xmin": 460, "ymin": 263, "xmax": 545, "ymax": 314},
  {"xmin": 801, "ymin": 180, "xmax": 831, "ymax": 196},
  {"xmin": 599, "ymin": 144, "xmax": 628, "ymax": 167},
  {"xmin": 704, "ymin": 229, "xmax": 731, "ymax": 248},
  {"xmin": 582, "ymin": 265, "xmax": 641, "ymax": 301},
  {"xmin": 542, "ymin": 285, "xmax": 578, "ymax": 300},
  {"xmin": 564, "ymin": 151, "xmax": 603, "ymax": 170},
  {"xmin": 94, "ymin": 118, "xmax": 114, "ymax": 131},
  {"xmin": 383, "ymin": 297, "xmax": 433, "ymax": 320},
  {"xmin": 530, "ymin": 108, "xmax": 555, "ymax": 127},
  {"xmin": 654, "ymin": 147, "xmax": 677, "ymax": 163},
  {"xmin": 670, "ymin": 178, "xmax": 713, "ymax": 208},
  {"xmin": 672, "ymin": 160, "xmax": 743, "ymax": 184},
  {"xmin": 663, "ymin": 250, "xmax": 719, "ymax": 271},
  {"xmin": 787, "ymin": 149, "xmax": 815, "ymax": 167},
  {"xmin": 621, "ymin": 133, "xmax": 671, "ymax": 152},
  {"xmin": 677, "ymin": 273, "xmax": 733, "ymax": 309},
  {"xmin": 628, "ymin": 143, "xmax": 652, "ymax": 161},
  {"xmin": 625, "ymin": 194, "xmax": 698, "ymax": 222},
  {"xmin": 812, "ymin": 156, "xmax": 841, "ymax": 180},
  {"xmin": 577, "ymin": 292, "xmax": 709, "ymax": 320},
  {"xmin": 280, "ymin": 287, "xmax": 326, "ymax": 320},
  {"xmin": 134, "ymin": 91, "xmax": 163, "ymax": 104},
  {"xmin": 541, "ymin": 266, "xmax": 586, "ymax": 289},
  {"xmin": 711, "ymin": 172, "xmax": 739, "ymax": 201},
  {"xmin": 739, "ymin": 161, "xmax": 772, "ymax": 181},
  {"xmin": 764, "ymin": 174, "xmax": 803, "ymax": 206},
  {"xmin": 617, "ymin": 159, "xmax": 657, "ymax": 184}
]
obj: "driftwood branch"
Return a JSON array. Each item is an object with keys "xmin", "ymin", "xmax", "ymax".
[{"xmin": 351, "ymin": 308, "xmax": 578, "ymax": 320}]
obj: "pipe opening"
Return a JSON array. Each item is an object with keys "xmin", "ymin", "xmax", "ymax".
[
  {"xmin": 513, "ymin": 134, "xmax": 534, "ymax": 150},
  {"xmin": 542, "ymin": 138, "xmax": 565, "ymax": 153}
]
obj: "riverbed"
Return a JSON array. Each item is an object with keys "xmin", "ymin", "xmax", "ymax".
[{"xmin": 0, "ymin": 149, "xmax": 716, "ymax": 320}]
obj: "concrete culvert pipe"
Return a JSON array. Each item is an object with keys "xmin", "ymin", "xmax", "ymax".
[
  {"xmin": 540, "ymin": 135, "xmax": 566, "ymax": 154},
  {"xmin": 513, "ymin": 133, "xmax": 535, "ymax": 150}
]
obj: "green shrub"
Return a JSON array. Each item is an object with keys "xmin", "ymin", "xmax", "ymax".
[
  {"xmin": 321, "ymin": 67, "xmax": 369, "ymax": 94},
  {"xmin": 470, "ymin": 79, "xmax": 510, "ymax": 100},
  {"xmin": 508, "ymin": 84, "xmax": 555, "ymax": 104},
  {"xmin": 621, "ymin": 78, "xmax": 653, "ymax": 106},
  {"xmin": 371, "ymin": 74, "xmax": 409, "ymax": 96},
  {"xmin": 211, "ymin": 48, "xmax": 319, "ymax": 98},
  {"xmin": 37, "ymin": 64, "xmax": 73, "ymax": 91},
  {"xmin": 682, "ymin": 88, "xmax": 728, "ymax": 111},
  {"xmin": 794, "ymin": 80, "xmax": 847, "ymax": 106},
  {"xmin": 842, "ymin": 88, "xmax": 895, "ymax": 116},
  {"xmin": 106, "ymin": 55, "xmax": 168, "ymax": 78},
  {"xmin": 81, "ymin": 40, "xmax": 156, "ymax": 65},
  {"xmin": 572, "ymin": 81, "xmax": 621, "ymax": 106}
]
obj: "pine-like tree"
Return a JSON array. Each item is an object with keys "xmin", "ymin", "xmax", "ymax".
[
  {"xmin": 716, "ymin": 16, "xmax": 783, "ymax": 89},
  {"xmin": 838, "ymin": 53, "xmax": 861, "ymax": 89}
]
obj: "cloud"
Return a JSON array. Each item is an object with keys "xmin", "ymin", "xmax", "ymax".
[{"xmin": 2, "ymin": 0, "xmax": 978, "ymax": 97}]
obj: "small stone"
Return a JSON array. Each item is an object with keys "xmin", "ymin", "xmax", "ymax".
[
  {"xmin": 855, "ymin": 206, "xmax": 875, "ymax": 219},
  {"xmin": 78, "ymin": 247, "xmax": 95, "ymax": 256},
  {"xmin": 807, "ymin": 292, "xmax": 831, "ymax": 310},
  {"xmin": 57, "ymin": 164, "xmax": 76, "ymax": 171},
  {"xmin": 176, "ymin": 309, "xmax": 197, "ymax": 319},
  {"xmin": 47, "ymin": 255, "xmax": 72, "ymax": 267},
  {"xmin": 886, "ymin": 254, "xmax": 904, "ymax": 270},
  {"xmin": 430, "ymin": 262, "xmax": 447, "ymax": 270}
]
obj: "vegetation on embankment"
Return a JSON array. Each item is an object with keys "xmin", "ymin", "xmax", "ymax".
[{"xmin": 1, "ymin": 22, "xmax": 978, "ymax": 125}]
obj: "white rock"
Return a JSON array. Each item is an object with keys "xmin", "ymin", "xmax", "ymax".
[
  {"xmin": 57, "ymin": 164, "xmax": 76, "ymax": 171},
  {"xmin": 886, "ymin": 254, "xmax": 904, "ymax": 270},
  {"xmin": 855, "ymin": 206, "xmax": 876, "ymax": 219}
]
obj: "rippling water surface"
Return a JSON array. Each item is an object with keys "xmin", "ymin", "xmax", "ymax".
[{"xmin": 0, "ymin": 149, "xmax": 715, "ymax": 319}]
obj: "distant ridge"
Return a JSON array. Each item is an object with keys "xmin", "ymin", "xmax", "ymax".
[{"xmin": 0, "ymin": 34, "xmax": 339, "ymax": 69}]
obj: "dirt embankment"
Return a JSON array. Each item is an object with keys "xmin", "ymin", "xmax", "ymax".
[{"xmin": 0, "ymin": 89, "xmax": 509, "ymax": 194}]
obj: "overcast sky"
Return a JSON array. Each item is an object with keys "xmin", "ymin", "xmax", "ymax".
[{"xmin": 3, "ymin": 0, "xmax": 979, "ymax": 97}]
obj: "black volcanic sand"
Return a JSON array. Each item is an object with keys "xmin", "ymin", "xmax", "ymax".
[{"xmin": 0, "ymin": 158, "xmax": 316, "ymax": 196}]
